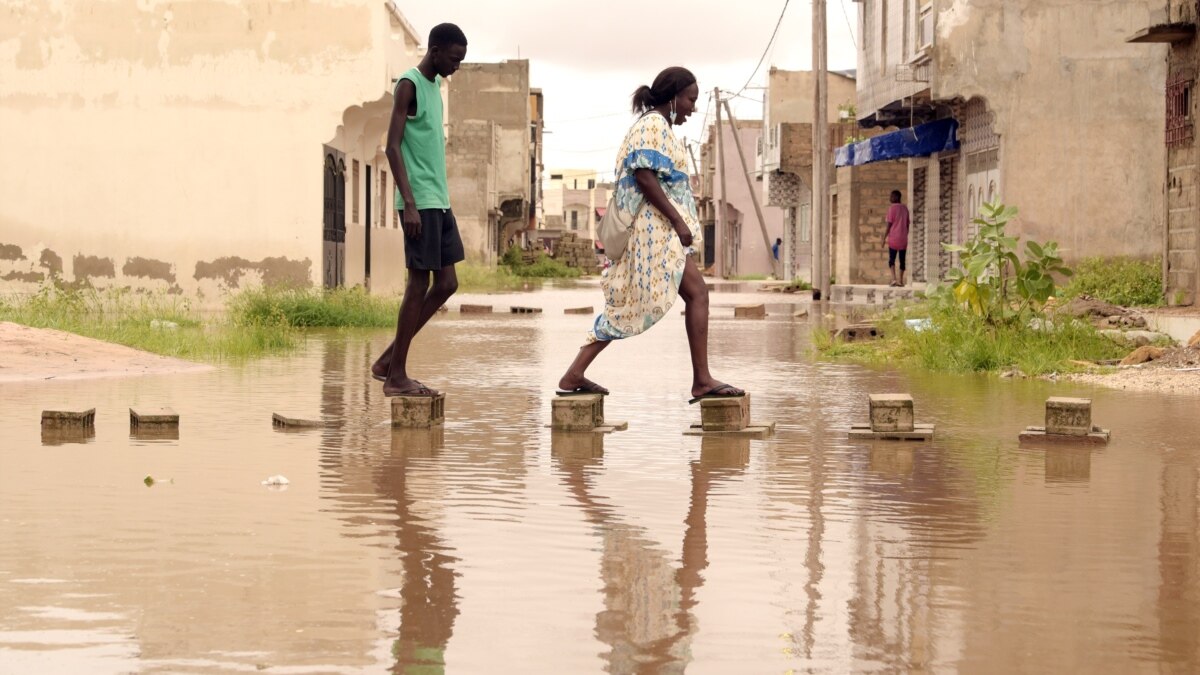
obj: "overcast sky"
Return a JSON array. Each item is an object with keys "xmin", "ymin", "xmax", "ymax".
[{"xmin": 401, "ymin": 0, "xmax": 860, "ymax": 178}]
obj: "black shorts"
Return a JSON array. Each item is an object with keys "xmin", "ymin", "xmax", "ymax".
[
  {"xmin": 402, "ymin": 208, "xmax": 465, "ymax": 271},
  {"xmin": 888, "ymin": 247, "xmax": 907, "ymax": 271}
]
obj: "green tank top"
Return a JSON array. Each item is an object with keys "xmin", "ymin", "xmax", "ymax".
[{"xmin": 394, "ymin": 67, "xmax": 450, "ymax": 211}]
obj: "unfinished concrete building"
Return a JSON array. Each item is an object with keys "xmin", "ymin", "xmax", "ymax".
[
  {"xmin": 1129, "ymin": 1, "xmax": 1200, "ymax": 305},
  {"xmin": 446, "ymin": 60, "xmax": 538, "ymax": 264}
]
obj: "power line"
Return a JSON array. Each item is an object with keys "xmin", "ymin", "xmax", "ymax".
[
  {"xmin": 733, "ymin": 0, "xmax": 790, "ymax": 97},
  {"xmin": 838, "ymin": 0, "xmax": 858, "ymax": 48}
]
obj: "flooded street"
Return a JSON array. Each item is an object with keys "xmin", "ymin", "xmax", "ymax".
[{"xmin": 2, "ymin": 286, "xmax": 1198, "ymax": 673}]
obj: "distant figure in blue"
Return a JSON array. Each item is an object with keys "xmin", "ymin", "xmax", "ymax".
[{"xmin": 772, "ymin": 237, "xmax": 782, "ymax": 262}]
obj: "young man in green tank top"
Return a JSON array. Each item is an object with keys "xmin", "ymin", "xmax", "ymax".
[{"xmin": 371, "ymin": 23, "xmax": 467, "ymax": 397}]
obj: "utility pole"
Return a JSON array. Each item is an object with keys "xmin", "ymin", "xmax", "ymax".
[
  {"xmin": 812, "ymin": 0, "xmax": 830, "ymax": 300},
  {"xmin": 714, "ymin": 88, "xmax": 728, "ymax": 278},
  {"xmin": 722, "ymin": 99, "xmax": 781, "ymax": 279}
]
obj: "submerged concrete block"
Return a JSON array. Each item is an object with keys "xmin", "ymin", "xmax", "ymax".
[
  {"xmin": 41, "ymin": 408, "xmax": 95, "ymax": 428},
  {"xmin": 564, "ymin": 306, "xmax": 594, "ymax": 315},
  {"xmin": 734, "ymin": 304, "xmax": 766, "ymax": 319},
  {"xmin": 700, "ymin": 394, "xmax": 751, "ymax": 432},
  {"xmin": 130, "ymin": 407, "xmax": 179, "ymax": 428},
  {"xmin": 391, "ymin": 394, "xmax": 446, "ymax": 428},
  {"xmin": 869, "ymin": 394, "xmax": 914, "ymax": 432},
  {"xmin": 510, "ymin": 306, "xmax": 543, "ymax": 314},
  {"xmin": 551, "ymin": 394, "xmax": 604, "ymax": 431},
  {"xmin": 1046, "ymin": 397, "xmax": 1091, "ymax": 437},
  {"xmin": 272, "ymin": 413, "xmax": 324, "ymax": 428},
  {"xmin": 460, "ymin": 304, "xmax": 492, "ymax": 313}
]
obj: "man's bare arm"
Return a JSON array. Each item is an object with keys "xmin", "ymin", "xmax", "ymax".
[{"xmin": 386, "ymin": 79, "xmax": 422, "ymax": 238}]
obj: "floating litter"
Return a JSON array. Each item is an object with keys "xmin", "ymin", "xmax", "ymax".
[{"xmin": 261, "ymin": 475, "xmax": 290, "ymax": 486}]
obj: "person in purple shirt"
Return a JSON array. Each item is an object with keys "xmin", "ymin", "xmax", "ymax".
[{"xmin": 883, "ymin": 190, "xmax": 910, "ymax": 287}]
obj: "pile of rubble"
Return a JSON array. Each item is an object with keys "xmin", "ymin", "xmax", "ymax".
[{"xmin": 1053, "ymin": 295, "xmax": 1199, "ymax": 368}]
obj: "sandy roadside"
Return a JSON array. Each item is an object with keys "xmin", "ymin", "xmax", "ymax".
[
  {"xmin": 1066, "ymin": 367, "xmax": 1200, "ymax": 394},
  {"xmin": 0, "ymin": 321, "xmax": 214, "ymax": 383}
]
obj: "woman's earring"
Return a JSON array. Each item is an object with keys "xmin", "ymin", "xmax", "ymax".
[{"xmin": 670, "ymin": 100, "xmax": 677, "ymax": 124}]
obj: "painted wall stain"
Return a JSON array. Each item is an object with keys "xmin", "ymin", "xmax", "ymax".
[
  {"xmin": 123, "ymin": 256, "xmax": 176, "ymax": 284},
  {"xmin": 194, "ymin": 256, "xmax": 312, "ymax": 288},
  {"xmin": 10, "ymin": 2, "xmax": 371, "ymax": 70},
  {"xmin": 72, "ymin": 254, "xmax": 116, "ymax": 280},
  {"xmin": 40, "ymin": 249, "xmax": 63, "ymax": 276},
  {"xmin": 2, "ymin": 270, "xmax": 44, "ymax": 283},
  {"xmin": 0, "ymin": 243, "xmax": 25, "ymax": 261}
]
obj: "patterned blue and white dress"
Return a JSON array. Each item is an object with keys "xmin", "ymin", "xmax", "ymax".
[{"xmin": 590, "ymin": 112, "xmax": 701, "ymax": 342}]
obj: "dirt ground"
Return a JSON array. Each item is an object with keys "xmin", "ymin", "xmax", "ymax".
[
  {"xmin": 1065, "ymin": 344, "xmax": 1200, "ymax": 394},
  {"xmin": 0, "ymin": 322, "xmax": 212, "ymax": 383}
]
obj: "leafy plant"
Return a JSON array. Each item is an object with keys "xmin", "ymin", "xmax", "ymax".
[{"xmin": 941, "ymin": 202, "xmax": 1072, "ymax": 323}]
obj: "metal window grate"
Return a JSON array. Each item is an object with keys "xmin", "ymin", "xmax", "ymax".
[{"xmin": 1167, "ymin": 76, "xmax": 1194, "ymax": 148}]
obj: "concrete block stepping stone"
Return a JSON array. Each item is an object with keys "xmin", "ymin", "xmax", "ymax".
[
  {"xmin": 130, "ymin": 407, "xmax": 179, "ymax": 428},
  {"xmin": 460, "ymin": 304, "xmax": 492, "ymax": 313},
  {"xmin": 832, "ymin": 323, "xmax": 882, "ymax": 342},
  {"xmin": 41, "ymin": 408, "xmax": 95, "ymax": 428},
  {"xmin": 549, "ymin": 394, "xmax": 626, "ymax": 433},
  {"xmin": 130, "ymin": 407, "xmax": 180, "ymax": 440},
  {"xmin": 272, "ymin": 413, "xmax": 325, "ymax": 429},
  {"xmin": 510, "ymin": 306, "xmax": 543, "ymax": 313},
  {"xmin": 41, "ymin": 426, "xmax": 95, "ymax": 445},
  {"xmin": 1020, "ymin": 397, "xmax": 1109, "ymax": 445},
  {"xmin": 391, "ymin": 394, "xmax": 445, "ymax": 428},
  {"xmin": 564, "ymin": 306, "xmax": 594, "ymax": 315},
  {"xmin": 684, "ymin": 394, "xmax": 775, "ymax": 438},
  {"xmin": 849, "ymin": 394, "xmax": 934, "ymax": 441},
  {"xmin": 734, "ymin": 304, "xmax": 767, "ymax": 318}
]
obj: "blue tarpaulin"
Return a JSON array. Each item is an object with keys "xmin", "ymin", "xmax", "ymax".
[{"xmin": 835, "ymin": 118, "xmax": 960, "ymax": 167}]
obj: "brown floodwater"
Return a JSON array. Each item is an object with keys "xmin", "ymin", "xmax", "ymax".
[{"xmin": 2, "ymin": 286, "xmax": 1199, "ymax": 673}]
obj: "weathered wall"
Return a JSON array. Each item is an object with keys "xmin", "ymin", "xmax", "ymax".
[
  {"xmin": 711, "ymin": 122, "xmax": 785, "ymax": 277},
  {"xmin": 933, "ymin": 0, "xmax": 1167, "ymax": 262},
  {"xmin": 0, "ymin": 1, "xmax": 417, "ymax": 302},
  {"xmin": 446, "ymin": 119, "xmax": 497, "ymax": 261},
  {"xmin": 1165, "ymin": 0, "xmax": 1200, "ymax": 305},
  {"xmin": 446, "ymin": 60, "xmax": 531, "ymax": 262},
  {"xmin": 856, "ymin": 0, "xmax": 933, "ymax": 120}
]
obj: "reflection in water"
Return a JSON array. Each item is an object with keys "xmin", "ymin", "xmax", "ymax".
[
  {"xmin": 39, "ymin": 427, "xmax": 95, "ymax": 446},
  {"xmin": 2, "ymin": 290, "xmax": 1200, "ymax": 672},
  {"xmin": 1044, "ymin": 447, "xmax": 1092, "ymax": 484},
  {"xmin": 553, "ymin": 433, "xmax": 749, "ymax": 672},
  {"xmin": 385, "ymin": 428, "xmax": 458, "ymax": 674}
]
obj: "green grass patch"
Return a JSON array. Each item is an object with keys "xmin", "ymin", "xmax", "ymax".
[
  {"xmin": 816, "ymin": 299, "xmax": 1127, "ymax": 376},
  {"xmin": 730, "ymin": 274, "xmax": 768, "ymax": 281},
  {"xmin": 0, "ymin": 284, "xmax": 297, "ymax": 361},
  {"xmin": 1062, "ymin": 256, "xmax": 1163, "ymax": 307},
  {"xmin": 228, "ymin": 286, "xmax": 398, "ymax": 328},
  {"xmin": 501, "ymin": 246, "xmax": 582, "ymax": 279}
]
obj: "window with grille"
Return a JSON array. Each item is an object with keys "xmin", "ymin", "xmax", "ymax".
[
  {"xmin": 1167, "ymin": 76, "xmax": 1194, "ymax": 148},
  {"xmin": 919, "ymin": 3, "xmax": 933, "ymax": 48},
  {"xmin": 352, "ymin": 160, "xmax": 360, "ymax": 223}
]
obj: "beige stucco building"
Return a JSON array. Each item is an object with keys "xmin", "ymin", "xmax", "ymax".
[
  {"xmin": 852, "ymin": 0, "xmax": 1167, "ymax": 285},
  {"xmin": 0, "ymin": 1, "xmax": 431, "ymax": 300}
]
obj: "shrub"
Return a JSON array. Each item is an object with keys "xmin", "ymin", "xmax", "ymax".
[{"xmin": 1062, "ymin": 257, "xmax": 1162, "ymax": 307}]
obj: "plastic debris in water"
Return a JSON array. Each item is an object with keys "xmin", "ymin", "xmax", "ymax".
[
  {"xmin": 905, "ymin": 318, "xmax": 932, "ymax": 332},
  {"xmin": 261, "ymin": 475, "xmax": 290, "ymax": 486}
]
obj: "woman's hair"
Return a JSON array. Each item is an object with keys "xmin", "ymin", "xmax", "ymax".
[{"xmin": 631, "ymin": 67, "xmax": 697, "ymax": 114}]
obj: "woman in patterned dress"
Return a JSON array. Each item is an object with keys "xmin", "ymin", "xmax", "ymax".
[{"xmin": 556, "ymin": 67, "xmax": 744, "ymax": 403}]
